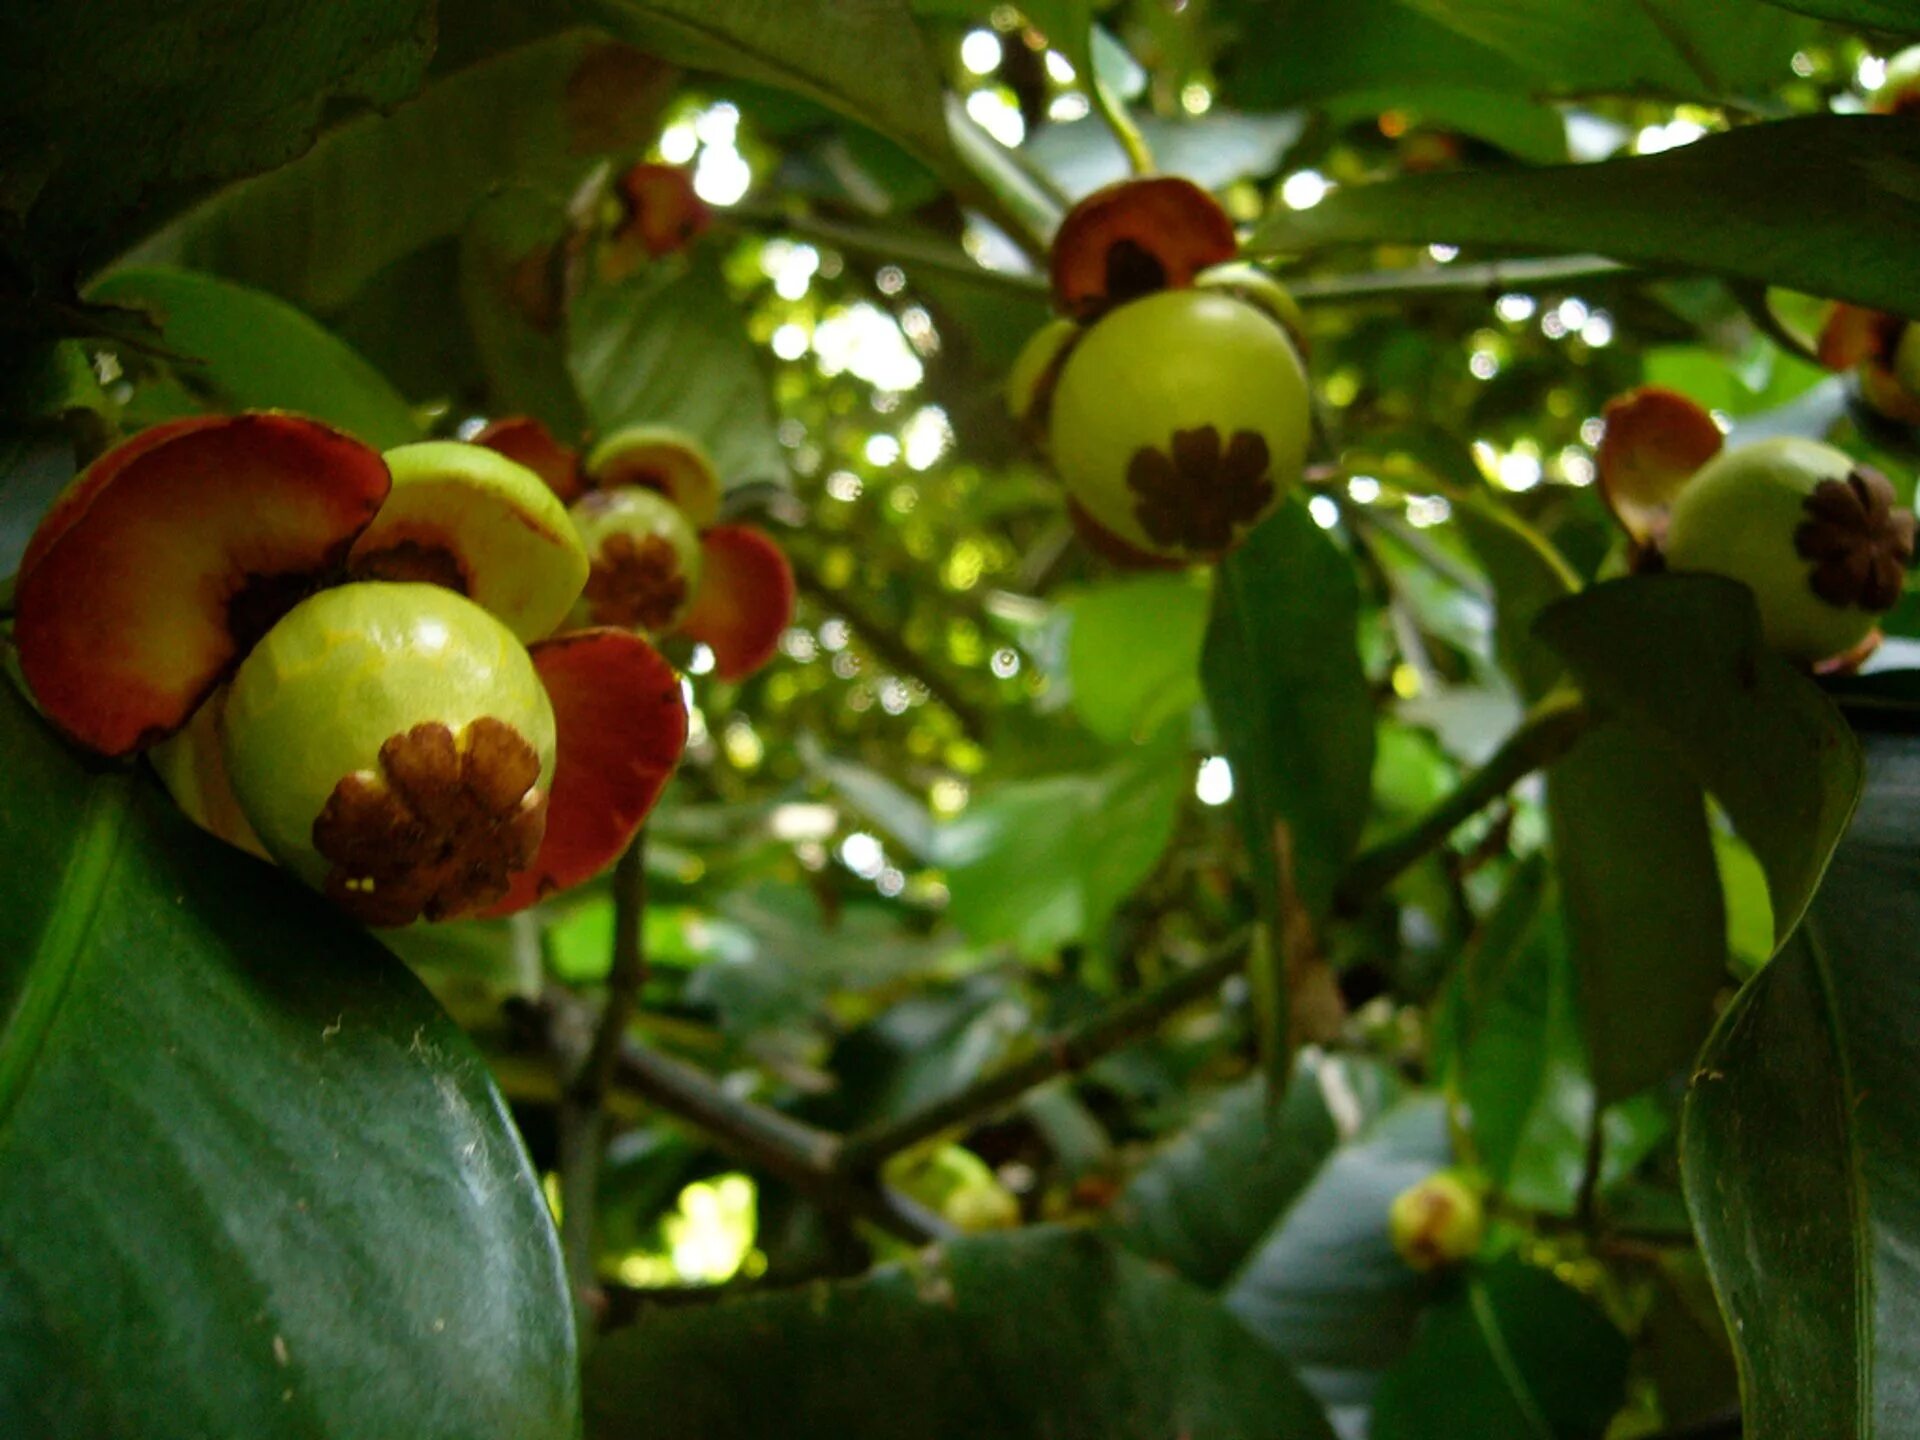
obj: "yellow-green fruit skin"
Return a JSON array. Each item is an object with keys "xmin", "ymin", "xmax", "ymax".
[
  {"xmin": 1006, "ymin": 316, "xmax": 1081, "ymax": 428},
  {"xmin": 223, "ymin": 582, "xmax": 556, "ymax": 890},
  {"xmin": 1664, "ymin": 437, "xmax": 1877, "ymax": 663},
  {"xmin": 1195, "ymin": 262, "xmax": 1308, "ymax": 353},
  {"xmin": 1047, "ymin": 289, "xmax": 1310, "ymax": 560},
  {"xmin": 369, "ymin": 441, "xmax": 588, "ymax": 642}
]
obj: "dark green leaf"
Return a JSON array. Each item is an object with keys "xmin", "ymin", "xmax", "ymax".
[
  {"xmin": 1396, "ymin": 0, "xmax": 1813, "ymax": 99},
  {"xmin": 1538, "ymin": 574, "xmax": 1863, "ymax": 947},
  {"xmin": 583, "ymin": 1227, "xmax": 1337, "ymax": 1439},
  {"xmin": 1250, "ymin": 117, "xmax": 1920, "ymax": 320},
  {"xmin": 88, "ymin": 267, "xmax": 421, "ymax": 448},
  {"xmin": 1223, "ymin": 1099, "xmax": 1454, "ymax": 1419},
  {"xmin": 136, "ymin": 33, "xmax": 669, "ymax": 314},
  {"xmin": 1546, "ymin": 719, "xmax": 1726, "ymax": 1104},
  {"xmin": 1203, "ymin": 496, "xmax": 1376, "ymax": 921},
  {"xmin": 0, "ymin": 0, "xmax": 432, "ymax": 285},
  {"xmin": 1112, "ymin": 1052, "xmax": 1400, "ymax": 1288},
  {"xmin": 1756, "ymin": 0, "xmax": 1920, "ymax": 28},
  {"xmin": 1682, "ymin": 723, "xmax": 1920, "ymax": 1440},
  {"xmin": 570, "ymin": 255, "xmax": 786, "ymax": 488},
  {"xmin": 1370, "ymin": 1256, "xmax": 1630, "ymax": 1440},
  {"xmin": 461, "ymin": 189, "xmax": 591, "ymax": 438},
  {"xmin": 0, "ymin": 687, "xmax": 576, "ymax": 1437}
]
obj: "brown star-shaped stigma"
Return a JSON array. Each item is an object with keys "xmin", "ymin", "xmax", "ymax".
[
  {"xmin": 1126, "ymin": 425, "xmax": 1274, "ymax": 554},
  {"xmin": 1794, "ymin": 465, "xmax": 1916, "ymax": 612},
  {"xmin": 312, "ymin": 718, "xmax": 548, "ymax": 926},
  {"xmin": 583, "ymin": 533, "xmax": 687, "ymax": 632}
]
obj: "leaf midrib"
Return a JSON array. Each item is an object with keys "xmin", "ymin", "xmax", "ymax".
[{"xmin": 0, "ymin": 774, "xmax": 132, "ymax": 1139}]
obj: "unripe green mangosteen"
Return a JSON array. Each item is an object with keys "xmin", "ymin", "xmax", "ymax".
[
  {"xmin": 1046, "ymin": 288, "xmax": 1310, "ymax": 561},
  {"xmin": 568, "ymin": 487, "xmax": 704, "ymax": 635},
  {"xmin": 223, "ymin": 582, "xmax": 556, "ymax": 926},
  {"xmin": 1388, "ymin": 1170, "xmax": 1486, "ymax": 1273},
  {"xmin": 1664, "ymin": 437, "xmax": 1915, "ymax": 663}
]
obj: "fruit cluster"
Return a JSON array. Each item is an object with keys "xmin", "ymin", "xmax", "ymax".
[
  {"xmin": 1598, "ymin": 386, "xmax": 1916, "ymax": 664},
  {"xmin": 473, "ymin": 416, "xmax": 795, "ymax": 681},
  {"xmin": 12, "ymin": 412, "xmax": 741, "ymax": 926},
  {"xmin": 1008, "ymin": 175, "xmax": 1312, "ymax": 565}
]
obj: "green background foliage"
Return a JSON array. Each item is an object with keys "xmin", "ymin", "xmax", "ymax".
[{"xmin": 7, "ymin": 0, "xmax": 1920, "ymax": 1435}]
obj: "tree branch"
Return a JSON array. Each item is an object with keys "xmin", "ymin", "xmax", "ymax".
[
  {"xmin": 556, "ymin": 833, "xmax": 648, "ymax": 1332},
  {"xmin": 789, "ymin": 554, "xmax": 990, "ymax": 742},
  {"xmin": 836, "ymin": 933, "xmax": 1251, "ymax": 1173},
  {"xmin": 1333, "ymin": 688, "xmax": 1590, "ymax": 913}
]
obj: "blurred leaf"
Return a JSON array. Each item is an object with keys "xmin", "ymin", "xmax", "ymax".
[
  {"xmin": 1644, "ymin": 342, "xmax": 1827, "ymax": 419},
  {"xmin": 936, "ymin": 729, "xmax": 1187, "ymax": 957},
  {"xmin": 1683, "ymin": 723, "xmax": 1920, "ymax": 1440},
  {"xmin": 1545, "ymin": 719, "xmax": 1727, "ymax": 1105},
  {"xmin": 88, "ymin": 267, "xmax": 421, "ymax": 447},
  {"xmin": 1251, "ymin": 118, "xmax": 1920, "ymax": 321},
  {"xmin": 1757, "ymin": 0, "xmax": 1920, "ymax": 26},
  {"xmin": 584, "ymin": 1227, "xmax": 1337, "ymax": 1438},
  {"xmin": 0, "ymin": 687, "xmax": 576, "ymax": 1436},
  {"xmin": 461, "ymin": 189, "xmax": 590, "ymax": 438},
  {"xmin": 806, "ymin": 744, "xmax": 941, "ymax": 861},
  {"xmin": 813, "ymin": 977, "xmax": 1030, "ymax": 1132},
  {"xmin": 1024, "ymin": 112, "xmax": 1308, "ymax": 201},
  {"xmin": 1453, "ymin": 495, "xmax": 1578, "ymax": 702},
  {"xmin": 1204, "ymin": 496, "xmax": 1376, "ymax": 921},
  {"xmin": 1370, "ymin": 1256, "xmax": 1630, "ymax": 1440},
  {"xmin": 1112, "ymin": 1052, "xmax": 1400, "ymax": 1289},
  {"xmin": 1064, "ymin": 573, "xmax": 1212, "ymax": 745},
  {"xmin": 135, "ymin": 33, "xmax": 668, "ymax": 313},
  {"xmin": 0, "ymin": 0, "xmax": 432, "ymax": 287},
  {"xmin": 1396, "ymin": 0, "xmax": 1813, "ymax": 99},
  {"xmin": 1223, "ymin": 1099, "xmax": 1454, "ymax": 1421},
  {"xmin": 570, "ymin": 254, "xmax": 786, "ymax": 487},
  {"xmin": 1537, "ymin": 575, "xmax": 1863, "ymax": 949}
]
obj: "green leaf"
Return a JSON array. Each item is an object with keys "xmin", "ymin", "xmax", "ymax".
[
  {"xmin": 1203, "ymin": 495, "xmax": 1376, "ymax": 921},
  {"xmin": 1537, "ymin": 574, "xmax": 1863, "ymax": 948},
  {"xmin": 575, "ymin": 0, "xmax": 955, "ymax": 174},
  {"xmin": 461, "ymin": 189, "xmax": 591, "ymax": 439},
  {"xmin": 0, "ymin": 687, "xmax": 576, "ymax": 1436},
  {"xmin": 1112, "ymin": 1052, "xmax": 1401, "ymax": 1289},
  {"xmin": 1395, "ymin": 0, "xmax": 1814, "ymax": 99},
  {"xmin": 1757, "ymin": 0, "xmax": 1920, "ymax": 27},
  {"xmin": 0, "ymin": 0, "xmax": 433, "ymax": 286},
  {"xmin": 582, "ymin": 1227, "xmax": 1337, "ymax": 1439},
  {"xmin": 570, "ymin": 255, "xmax": 787, "ymax": 488},
  {"xmin": 1545, "ymin": 719, "xmax": 1727, "ymax": 1105},
  {"xmin": 936, "ymin": 730, "xmax": 1186, "ymax": 957},
  {"xmin": 1222, "ymin": 1099, "xmax": 1454, "ymax": 1419},
  {"xmin": 1453, "ymin": 496, "xmax": 1578, "ymax": 702},
  {"xmin": 1682, "ymin": 723, "xmax": 1920, "ymax": 1440},
  {"xmin": 1249, "ymin": 117, "xmax": 1920, "ymax": 320},
  {"xmin": 88, "ymin": 267, "xmax": 421, "ymax": 448},
  {"xmin": 136, "ymin": 33, "xmax": 669, "ymax": 314},
  {"xmin": 1370, "ymin": 1256, "xmax": 1630, "ymax": 1440},
  {"xmin": 1064, "ymin": 573, "xmax": 1212, "ymax": 745}
]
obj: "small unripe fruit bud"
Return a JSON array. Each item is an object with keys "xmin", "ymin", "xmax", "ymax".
[
  {"xmin": 1389, "ymin": 1170, "xmax": 1485, "ymax": 1273},
  {"xmin": 569, "ymin": 487, "xmax": 704, "ymax": 635},
  {"xmin": 1046, "ymin": 288, "xmax": 1310, "ymax": 562},
  {"xmin": 223, "ymin": 582, "xmax": 556, "ymax": 926},
  {"xmin": 585, "ymin": 425, "xmax": 722, "ymax": 529},
  {"xmin": 1006, "ymin": 317, "xmax": 1080, "ymax": 433},
  {"xmin": 1664, "ymin": 437, "xmax": 1916, "ymax": 663}
]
